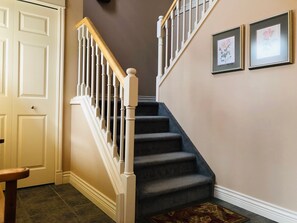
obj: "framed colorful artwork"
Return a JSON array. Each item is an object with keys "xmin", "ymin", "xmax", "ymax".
[
  {"xmin": 212, "ymin": 26, "xmax": 245, "ymax": 74},
  {"xmin": 249, "ymin": 11, "xmax": 293, "ymax": 69}
]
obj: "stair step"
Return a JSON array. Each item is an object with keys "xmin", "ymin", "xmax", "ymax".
[
  {"xmin": 134, "ymin": 152, "xmax": 195, "ymax": 167},
  {"xmin": 137, "ymin": 174, "xmax": 213, "ymax": 216},
  {"xmin": 134, "ymin": 133, "xmax": 181, "ymax": 156},
  {"xmin": 138, "ymin": 174, "xmax": 212, "ymax": 199},
  {"xmin": 134, "ymin": 116, "xmax": 169, "ymax": 134},
  {"xmin": 134, "ymin": 152, "xmax": 197, "ymax": 182}
]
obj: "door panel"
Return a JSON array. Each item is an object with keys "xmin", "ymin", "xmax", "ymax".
[
  {"xmin": 19, "ymin": 42, "xmax": 48, "ymax": 97},
  {"xmin": 12, "ymin": 1, "xmax": 58, "ymax": 187}
]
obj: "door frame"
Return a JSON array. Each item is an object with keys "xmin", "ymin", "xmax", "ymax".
[{"xmin": 19, "ymin": 0, "xmax": 66, "ymax": 184}]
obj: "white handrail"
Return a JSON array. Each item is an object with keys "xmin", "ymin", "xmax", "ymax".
[
  {"xmin": 156, "ymin": 0, "xmax": 219, "ymax": 100},
  {"xmin": 76, "ymin": 17, "xmax": 138, "ymax": 223}
]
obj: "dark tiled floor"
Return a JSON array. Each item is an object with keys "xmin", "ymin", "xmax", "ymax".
[
  {"xmin": 15, "ymin": 184, "xmax": 277, "ymax": 223},
  {"xmin": 16, "ymin": 184, "xmax": 115, "ymax": 223}
]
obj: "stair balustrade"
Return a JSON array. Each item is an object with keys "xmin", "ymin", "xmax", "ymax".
[
  {"xmin": 156, "ymin": 0, "xmax": 219, "ymax": 100},
  {"xmin": 76, "ymin": 17, "xmax": 138, "ymax": 223}
]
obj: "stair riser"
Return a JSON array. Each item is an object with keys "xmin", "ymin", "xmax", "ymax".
[
  {"xmin": 134, "ymin": 139, "xmax": 181, "ymax": 156},
  {"xmin": 135, "ymin": 161, "xmax": 197, "ymax": 182},
  {"xmin": 111, "ymin": 118, "xmax": 169, "ymax": 135},
  {"xmin": 137, "ymin": 184, "xmax": 212, "ymax": 217},
  {"xmin": 100, "ymin": 101, "xmax": 159, "ymax": 116}
]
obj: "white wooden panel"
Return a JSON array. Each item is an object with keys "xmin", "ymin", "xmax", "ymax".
[
  {"xmin": 19, "ymin": 42, "xmax": 48, "ymax": 98},
  {"xmin": 19, "ymin": 12, "xmax": 49, "ymax": 36},
  {"xmin": 0, "ymin": 115, "xmax": 6, "ymax": 169},
  {"xmin": 17, "ymin": 115, "xmax": 46, "ymax": 168},
  {"xmin": 0, "ymin": 7, "xmax": 8, "ymax": 28},
  {"xmin": 0, "ymin": 39, "xmax": 7, "ymax": 96}
]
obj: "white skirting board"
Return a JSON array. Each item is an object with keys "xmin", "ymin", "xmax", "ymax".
[
  {"xmin": 62, "ymin": 171, "xmax": 116, "ymax": 221},
  {"xmin": 215, "ymin": 185, "xmax": 297, "ymax": 223}
]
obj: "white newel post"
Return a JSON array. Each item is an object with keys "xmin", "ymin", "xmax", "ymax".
[
  {"xmin": 156, "ymin": 16, "xmax": 164, "ymax": 102},
  {"xmin": 123, "ymin": 68, "xmax": 138, "ymax": 223}
]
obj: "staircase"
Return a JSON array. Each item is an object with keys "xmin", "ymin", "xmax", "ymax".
[{"xmin": 134, "ymin": 101, "xmax": 215, "ymax": 218}]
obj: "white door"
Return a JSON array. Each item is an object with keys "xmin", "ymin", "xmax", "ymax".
[
  {"xmin": 0, "ymin": 0, "xmax": 13, "ymax": 171},
  {"xmin": 0, "ymin": 0, "xmax": 59, "ymax": 187}
]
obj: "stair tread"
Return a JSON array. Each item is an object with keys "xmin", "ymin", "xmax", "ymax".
[
  {"xmin": 135, "ymin": 132, "xmax": 181, "ymax": 141},
  {"xmin": 138, "ymin": 174, "xmax": 212, "ymax": 199},
  {"xmin": 134, "ymin": 152, "xmax": 195, "ymax": 167}
]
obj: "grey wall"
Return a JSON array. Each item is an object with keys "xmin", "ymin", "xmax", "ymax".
[{"xmin": 83, "ymin": 0, "xmax": 172, "ymax": 96}]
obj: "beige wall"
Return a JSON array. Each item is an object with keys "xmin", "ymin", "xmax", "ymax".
[
  {"xmin": 159, "ymin": 0, "xmax": 297, "ymax": 211},
  {"xmin": 63, "ymin": 0, "xmax": 83, "ymax": 171},
  {"xmin": 70, "ymin": 104, "xmax": 116, "ymax": 201},
  {"xmin": 84, "ymin": 0, "xmax": 172, "ymax": 96}
]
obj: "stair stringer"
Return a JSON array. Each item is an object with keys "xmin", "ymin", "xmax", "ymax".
[
  {"xmin": 158, "ymin": 103, "xmax": 215, "ymax": 189},
  {"xmin": 70, "ymin": 96, "xmax": 128, "ymax": 223}
]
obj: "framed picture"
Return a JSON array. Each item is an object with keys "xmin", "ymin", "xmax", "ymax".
[
  {"xmin": 212, "ymin": 25, "xmax": 245, "ymax": 74},
  {"xmin": 249, "ymin": 11, "xmax": 293, "ymax": 69}
]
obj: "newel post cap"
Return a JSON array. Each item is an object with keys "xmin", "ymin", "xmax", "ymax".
[{"xmin": 124, "ymin": 68, "xmax": 138, "ymax": 107}]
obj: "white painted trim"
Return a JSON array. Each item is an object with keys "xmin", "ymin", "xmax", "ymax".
[
  {"xmin": 62, "ymin": 171, "xmax": 116, "ymax": 221},
  {"xmin": 69, "ymin": 172, "xmax": 117, "ymax": 221},
  {"xmin": 215, "ymin": 185, "xmax": 297, "ymax": 223},
  {"xmin": 18, "ymin": 0, "xmax": 66, "ymax": 9},
  {"xmin": 54, "ymin": 6, "xmax": 65, "ymax": 185}
]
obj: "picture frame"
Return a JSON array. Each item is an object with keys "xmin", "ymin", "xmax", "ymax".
[
  {"xmin": 212, "ymin": 25, "xmax": 245, "ymax": 74},
  {"xmin": 249, "ymin": 11, "xmax": 293, "ymax": 69}
]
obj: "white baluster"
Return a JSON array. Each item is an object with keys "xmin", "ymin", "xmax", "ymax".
[
  {"xmin": 112, "ymin": 73, "xmax": 119, "ymax": 158},
  {"xmin": 81, "ymin": 25, "xmax": 86, "ymax": 95},
  {"xmin": 157, "ymin": 16, "xmax": 164, "ymax": 79},
  {"xmin": 77, "ymin": 26, "xmax": 82, "ymax": 96},
  {"xmin": 182, "ymin": 0, "xmax": 186, "ymax": 46},
  {"xmin": 85, "ymin": 29, "xmax": 90, "ymax": 96},
  {"xmin": 195, "ymin": 0, "xmax": 199, "ymax": 26},
  {"xmin": 165, "ymin": 20, "xmax": 169, "ymax": 70},
  {"xmin": 90, "ymin": 36, "xmax": 95, "ymax": 105},
  {"xmin": 95, "ymin": 44, "xmax": 100, "ymax": 117},
  {"xmin": 202, "ymin": 0, "xmax": 206, "ymax": 15},
  {"xmin": 100, "ymin": 53, "xmax": 106, "ymax": 128},
  {"xmin": 175, "ymin": 1, "xmax": 180, "ymax": 56},
  {"xmin": 157, "ymin": 16, "xmax": 164, "ymax": 102},
  {"xmin": 119, "ymin": 85, "xmax": 125, "ymax": 173},
  {"xmin": 188, "ymin": 0, "xmax": 192, "ymax": 38},
  {"xmin": 106, "ymin": 63, "xmax": 112, "ymax": 141},
  {"xmin": 170, "ymin": 10, "xmax": 174, "ymax": 63}
]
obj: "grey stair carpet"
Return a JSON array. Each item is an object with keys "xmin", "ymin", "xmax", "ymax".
[{"xmin": 133, "ymin": 101, "xmax": 215, "ymax": 219}]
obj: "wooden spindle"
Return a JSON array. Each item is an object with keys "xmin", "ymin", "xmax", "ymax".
[
  {"xmin": 119, "ymin": 85, "xmax": 125, "ymax": 173},
  {"xmin": 81, "ymin": 25, "xmax": 86, "ymax": 95},
  {"xmin": 202, "ymin": 0, "xmax": 206, "ymax": 15},
  {"xmin": 112, "ymin": 73, "xmax": 119, "ymax": 158},
  {"xmin": 157, "ymin": 16, "xmax": 164, "ymax": 79},
  {"xmin": 90, "ymin": 36, "xmax": 95, "ymax": 105},
  {"xmin": 106, "ymin": 63, "xmax": 112, "ymax": 141},
  {"xmin": 176, "ymin": 1, "xmax": 180, "ymax": 56},
  {"xmin": 77, "ymin": 27, "xmax": 82, "ymax": 96},
  {"xmin": 165, "ymin": 20, "xmax": 169, "ymax": 70},
  {"xmin": 182, "ymin": 0, "xmax": 186, "ymax": 46},
  {"xmin": 85, "ymin": 29, "xmax": 90, "ymax": 96},
  {"xmin": 195, "ymin": 0, "xmax": 199, "ymax": 26},
  {"xmin": 170, "ymin": 10, "xmax": 174, "ymax": 62},
  {"xmin": 95, "ymin": 44, "xmax": 100, "ymax": 117},
  {"xmin": 100, "ymin": 52, "xmax": 106, "ymax": 128},
  {"xmin": 188, "ymin": 0, "xmax": 192, "ymax": 38}
]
